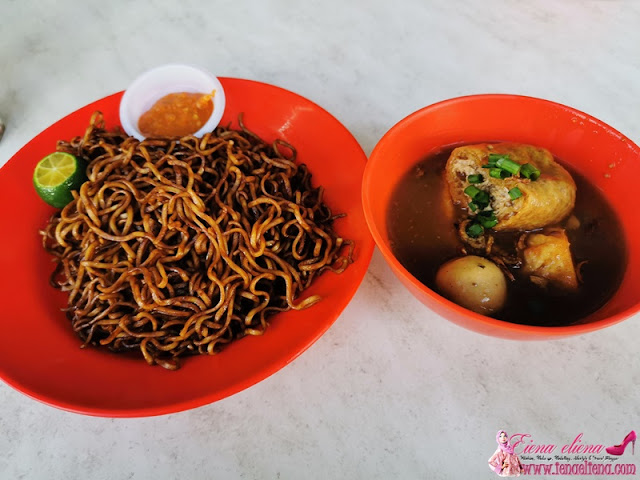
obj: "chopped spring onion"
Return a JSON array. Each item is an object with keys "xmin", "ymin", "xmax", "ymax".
[
  {"xmin": 484, "ymin": 153, "xmax": 521, "ymax": 176},
  {"xmin": 488, "ymin": 153, "xmax": 510, "ymax": 165},
  {"xmin": 477, "ymin": 210, "xmax": 498, "ymax": 228},
  {"xmin": 474, "ymin": 190, "xmax": 490, "ymax": 209},
  {"xmin": 509, "ymin": 187, "xmax": 523, "ymax": 200},
  {"xmin": 468, "ymin": 201, "xmax": 478, "ymax": 212},
  {"xmin": 489, "ymin": 168, "xmax": 512, "ymax": 179},
  {"xmin": 521, "ymin": 163, "xmax": 541, "ymax": 180},
  {"xmin": 467, "ymin": 174, "xmax": 483, "ymax": 184},
  {"xmin": 464, "ymin": 185, "xmax": 490, "ymax": 209},
  {"xmin": 484, "ymin": 154, "xmax": 540, "ymax": 181},
  {"xmin": 495, "ymin": 157, "xmax": 522, "ymax": 175},
  {"xmin": 464, "ymin": 185, "xmax": 481, "ymax": 198},
  {"xmin": 466, "ymin": 222, "xmax": 484, "ymax": 238}
]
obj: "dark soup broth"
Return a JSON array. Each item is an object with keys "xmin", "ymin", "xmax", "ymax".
[{"xmin": 387, "ymin": 145, "xmax": 627, "ymax": 326}]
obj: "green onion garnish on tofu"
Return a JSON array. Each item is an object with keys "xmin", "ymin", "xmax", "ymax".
[
  {"xmin": 483, "ymin": 154, "xmax": 540, "ymax": 182},
  {"xmin": 467, "ymin": 174, "xmax": 483, "ymax": 184},
  {"xmin": 466, "ymin": 222, "xmax": 484, "ymax": 238},
  {"xmin": 495, "ymin": 157, "xmax": 522, "ymax": 175},
  {"xmin": 509, "ymin": 187, "xmax": 523, "ymax": 200},
  {"xmin": 477, "ymin": 210, "xmax": 498, "ymax": 229},
  {"xmin": 464, "ymin": 185, "xmax": 481, "ymax": 198},
  {"xmin": 488, "ymin": 153, "xmax": 509, "ymax": 165},
  {"xmin": 521, "ymin": 163, "xmax": 541, "ymax": 180},
  {"xmin": 473, "ymin": 190, "xmax": 490, "ymax": 209},
  {"xmin": 490, "ymin": 168, "xmax": 512, "ymax": 179},
  {"xmin": 464, "ymin": 185, "xmax": 490, "ymax": 210}
]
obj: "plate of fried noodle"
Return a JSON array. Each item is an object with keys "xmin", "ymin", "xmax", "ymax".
[{"xmin": 0, "ymin": 78, "xmax": 373, "ymax": 416}]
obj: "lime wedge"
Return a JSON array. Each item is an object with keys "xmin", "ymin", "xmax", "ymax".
[{"xmin": 33, "ymin": 152, "xmax": 87, "ymax": 208}]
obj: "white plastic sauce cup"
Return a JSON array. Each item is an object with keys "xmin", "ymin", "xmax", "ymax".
[{"xmin": 119, "ymin": 64, "xmax": 226, "ymax": 141}]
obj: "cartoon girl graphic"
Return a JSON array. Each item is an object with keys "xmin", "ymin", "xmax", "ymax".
[{"xmin": 488, "ymin": 430, "xmax": 524, "ymax": 477}]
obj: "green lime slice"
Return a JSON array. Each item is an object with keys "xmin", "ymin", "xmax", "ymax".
[{"xmin": 33, "ymin": 152, "xmax": 87, "ymax": 208}]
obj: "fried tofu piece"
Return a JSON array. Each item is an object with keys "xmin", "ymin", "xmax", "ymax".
[
  {"xmin": 519, "ymin": 228, "xmax": 579, "ymax": 291},
  {"xmin": 445, "ymin": 143, "xmax": 576, "ymax": 231}
]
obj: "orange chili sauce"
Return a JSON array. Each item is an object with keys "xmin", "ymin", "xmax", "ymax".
[{"xmin": 138, "ymin": 91, "xmax": 214, "ymax": 137}]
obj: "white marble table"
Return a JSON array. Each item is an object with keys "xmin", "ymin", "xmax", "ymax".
[{"xmin": 1, "ymin": 1, "xmax": 639, "ymax": 478}]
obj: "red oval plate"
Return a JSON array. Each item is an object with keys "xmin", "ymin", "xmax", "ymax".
[{"xmin": 0, "ymin": 78, "xmax": 373, "ymax": 417}]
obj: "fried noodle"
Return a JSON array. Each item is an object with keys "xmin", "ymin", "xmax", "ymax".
[{"xmin": 41, "ymin": 112, "xmax": 353, "ymax": 370}]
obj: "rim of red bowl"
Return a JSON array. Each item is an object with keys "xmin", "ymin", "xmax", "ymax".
[{"xmin": 363, "ymin": 93, "xmax": 640, "ymax": 338}]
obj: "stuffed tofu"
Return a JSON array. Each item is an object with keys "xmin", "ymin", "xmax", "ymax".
[
  {"xmin": 445, "ymin": 143, "xmax": 576, "ymax": 232},
  {"xmin": 519, "ymin": 228, "xmax": 579, "ymax": 291}
]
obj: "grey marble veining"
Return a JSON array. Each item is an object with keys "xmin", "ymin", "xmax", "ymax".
[{"xmin": 1, "ymin": 1, "xmax": 639, "ymax": 479}]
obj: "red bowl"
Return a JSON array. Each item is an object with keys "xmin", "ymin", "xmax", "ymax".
[{"xmin": 362, "ymin": 94, "xmax": 640, "ymax": 340}]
